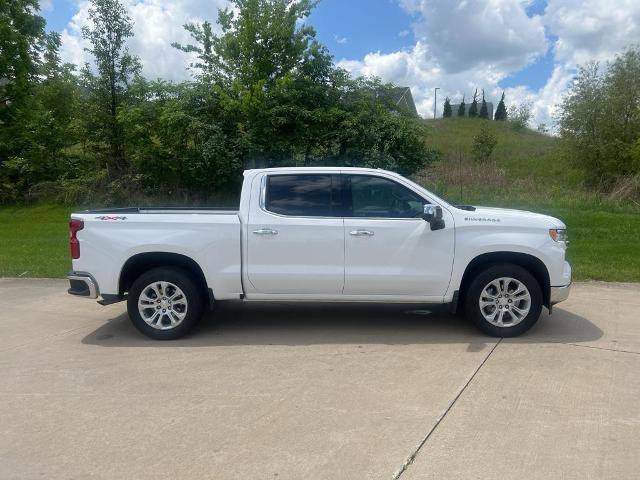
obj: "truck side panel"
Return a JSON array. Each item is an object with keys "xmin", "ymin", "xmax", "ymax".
[{"xmin": 72, "ymin": 213, "xmax": 243, "ymax": 299}]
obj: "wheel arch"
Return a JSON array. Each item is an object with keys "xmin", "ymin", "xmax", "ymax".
[
  {"xmin": 456, "ymin": 251, "xmax": 551, "ymax": 311},
  {"xmin": 119, "ymin": 252, "xmax": 212, "ymax": 306}
]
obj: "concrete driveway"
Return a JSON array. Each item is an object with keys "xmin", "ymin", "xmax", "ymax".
[{"xmin": 1, "ymin": 279, "xmax": 639, "ymax": 479}]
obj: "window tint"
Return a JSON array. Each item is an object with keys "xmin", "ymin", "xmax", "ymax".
[
  {"xmin": 348, "ymin": 175, "xmax": 424, "ymax": 218},
  {"xmin": 266, "ymin": 174, "xmax": 334, "ymax": 216}
]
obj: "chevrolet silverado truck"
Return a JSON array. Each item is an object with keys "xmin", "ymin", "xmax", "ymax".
[{"xmin": 67, "ymin": 167, "xmax": 571, "ymax": 339}]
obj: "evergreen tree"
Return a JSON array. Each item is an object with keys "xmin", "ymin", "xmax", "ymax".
[
  {"xmin": 479, "ymin": 89, "xmax": 488, "ymax": 119},
  {"xmin": 494, "ymin": 91, "xmax": 507, "ymax": 120},
  {"xmin": 457, "ymin": 95, "xmax": 466, "ymax": 117},
  {"xmin": 468, "ymin": 88, "xmax": 478, "ymax": 118},
  {"xmin": 443, "ymin": 97, "xmax": 452, "ymax": 117}
]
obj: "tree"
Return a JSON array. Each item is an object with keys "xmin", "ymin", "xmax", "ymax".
[
  {"xmin": 508, "ymin": 102, "xmax": 532, "ymax": 130},
  {"xmin": 443, "ymin": 97, "xmax": 452, "ymax": 117},
  {"xmin": 81, "ymin": 0, "xmax": 141, "ymax": 174},
  {"xmin": 558, "ymin": 47, "xmax": 640, "ymax": 185},
  {"xmin": 494, "ymin": 91, "xmax": 507, "ymax": 120},
  {"xmin": 173, "ymin": 0, "xmax": 321, "ymax": 88},
  {"xmin": 468, "ymin": 88, "xmax": 478, "ymax": 118},
  {"xmin": 479, "ymin": 89, "xmax": 488, "ymax": 119},
  {"xmin": 457, "ymin": 95, "xmax": 466, "ymax": 117},
  {"xmin": 0, "ymin": 0, "xmax": 45, "ymax": 108}
]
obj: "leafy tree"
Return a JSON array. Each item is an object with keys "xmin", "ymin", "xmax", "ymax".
[
  {"xmin": 443, "ymin": 97, "xmax": 452, "ymax": 117},
  {"xmin": 0, "ymin": 0, "xmax": 45, "ymax": 109},
  {"xmin": 468, "ymin": 88, "xmax": 478, "ymax": 118},
  {"xmin": 81, "ymin": 0, "xmax": 141, "ymax": 174},
  {"xmin": 558, "ymin": 47, "xmax": 640, "ymax": 185},
  {"xmin": 508, "ymin": 102, "xmax": 533, "ymax": 130},
  {"xmin": 457, "ymin": 95, "xmax": 466, "ymax": 117},
  {"xmin": 494, "ymin": 91, "xmax": 507, "ymax": 120},
  {"xmin": 479, "ymin": 89, "xmax": 488, "ymax": 119},
  {"xmin": 173, "ymin": 0, "xmax": 321, "ymax": 88}
]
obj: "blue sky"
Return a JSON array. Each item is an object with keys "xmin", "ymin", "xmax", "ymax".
[{"xmin": 41, "ymin": 0, "xmax": 640, "ymax": 126}]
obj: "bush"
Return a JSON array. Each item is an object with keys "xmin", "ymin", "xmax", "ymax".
[{"xmin": 472, "ymin": 126, "xmax": 498, "ymax": 163}]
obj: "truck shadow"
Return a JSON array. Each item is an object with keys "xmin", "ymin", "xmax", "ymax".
[{"xmin": 81, "ymin": 302, "xmax": 603, "ymax": 348}]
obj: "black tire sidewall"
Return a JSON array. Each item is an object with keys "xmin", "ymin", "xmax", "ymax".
[
  {"xmin": 465, "ymin": 263, "xmax": 542, "ymax": 337},
  {"xmin": 127, "ymin": 267, "xmax": 204, "ymax": 340}
]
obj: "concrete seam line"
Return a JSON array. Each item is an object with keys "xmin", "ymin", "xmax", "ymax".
[
  {"xmin": 516, "ymin": 337, "xmax": 640, "ymax": 356},
  {"xmin": 391, "ymin": 338, "xmax": 503, "ymax": 480}
]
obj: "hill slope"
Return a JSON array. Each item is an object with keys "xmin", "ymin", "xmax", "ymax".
[
  {"xmin": 411, "ymin": 118, "xmax": 640, "ymax": 282},
  {"xmin": 416, "ymin": 117, "xmax": 585, "ymax": 207}
]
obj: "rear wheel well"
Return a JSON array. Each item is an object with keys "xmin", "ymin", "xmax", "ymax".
[
  {"xmin": 119, "ymin": 253, "xmax": 209, "ymax": 302},
  {"xmin": 457, "ymin": 252, "xmax": 550, "ymax": 310}
]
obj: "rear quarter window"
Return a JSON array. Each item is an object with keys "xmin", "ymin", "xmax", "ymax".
[{"xmin": 265, "ymin": 174, "xmax": 335, "ymax": 217}]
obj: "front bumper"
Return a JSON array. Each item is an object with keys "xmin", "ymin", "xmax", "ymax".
[
  {"xmin": 67, "ymin": 272, "xmax": 99, "ymax": 299},
  {"xmin": 550, "ymin": 283, "xmax": 571, "ymax": 305}
]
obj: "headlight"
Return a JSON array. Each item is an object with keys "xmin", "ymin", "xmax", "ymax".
[{"xmin": 549, "ymin": 228, "xmax": 568, "ymax": 243}]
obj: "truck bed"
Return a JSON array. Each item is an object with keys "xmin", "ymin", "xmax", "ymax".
[{"xmin": 83, "ymin": 207, "xmax": 238, "ymax": 215}]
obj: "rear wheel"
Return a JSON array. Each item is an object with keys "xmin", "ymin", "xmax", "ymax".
[
  {"xmin": 127, "ymin": 267, "xmax": 204, "ymax": 340},
  {"xmin": 465, "ymin": 263, "xmax": 542, "ymax": 337}
]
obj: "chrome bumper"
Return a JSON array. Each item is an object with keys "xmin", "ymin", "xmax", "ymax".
[
  {"xmin": 550, "ymin": 283, "xmax": 571, "ymax": 305},
  {"xmin": 67, "ymin": 272, "xmax": 99, "ymax": 299}
]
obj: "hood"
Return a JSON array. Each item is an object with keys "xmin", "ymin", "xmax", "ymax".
[{"xmin": 454, "ymin": 206, "xmax": 566, "ymax": 228}]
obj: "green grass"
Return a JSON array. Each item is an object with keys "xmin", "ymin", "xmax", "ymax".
[
  {"xmin": 552, "ymin": 208, "xmax": 640, "ymax": 282},
  {"xmin": 0, "ymin": 205, "xmax": 71, "ymax": 278},
  {"xmin": 0, "ymin": 119, "xmax": 638, "ymax": 282},
  {"xmin": 418, "ymin": 117, "xmax": 640, "ymax": 282}
]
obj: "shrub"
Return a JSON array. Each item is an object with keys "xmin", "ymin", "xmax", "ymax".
[{"xmin": 472, "ymin": 126, "xmax": 498, "ymax": 163}]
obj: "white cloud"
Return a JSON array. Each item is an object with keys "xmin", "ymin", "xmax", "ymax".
[
  {"xmin": 545, "ymin": 0, "xmax": 640, "ymax": 67},
  {"xmin": 334, "ymin": 35, "xmax": 348, "ymax": 45},
  {"xmin": 399, "ymin": 0, "xmax": 547, "ymax": 73},
  {"xmin": 398, "ymin": 29, "xmax": 410, "ymax": 37},
  {"xmin": 59, "ymin": 0, "xmax": 228, "ymax": 81},
  {"xmin": 39, "ymin": 0, "xmax": 54, "ymax": 12},
  {"xmin": 339, "ymin": 0, "xmax": 640, "ymax": 129}
]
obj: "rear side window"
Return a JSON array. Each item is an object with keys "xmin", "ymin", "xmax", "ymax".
[
  {"xmin": 347, "ymin": 175, "xmax": 424, "ymax": 218},
  {"xmin": 265, "ymin": 174, "xmax": 337, "ymax": 217}
]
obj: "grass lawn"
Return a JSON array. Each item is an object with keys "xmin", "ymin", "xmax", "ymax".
[
  {"xmin": 0, "ymin": 202, "xmax": 638, "ymax": 282},
  {"xmin": 0, "ymin": 205, "xmax": 72, "ymax": 278}
]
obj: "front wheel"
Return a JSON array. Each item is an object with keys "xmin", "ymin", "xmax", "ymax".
[
  {"xmin": 465, "ymin": 263, "xmax": 542, "ymax": 337},
  {"xmin": 127, "ymin": 267, "xmax": 204, "ymax": 340}
]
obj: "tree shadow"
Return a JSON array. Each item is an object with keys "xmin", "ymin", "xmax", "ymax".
[{"xmin": 81, "ymin": 302, "xmax": 603, "ymax": 348}]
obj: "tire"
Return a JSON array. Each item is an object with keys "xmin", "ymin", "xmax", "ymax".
[
  {"xmin": 127, "ymin": 267, "xmax": 204, "ymax": 340},
  {"xmin": 464, "ymin": 263, "xmax": 542, "ymax": 337}
]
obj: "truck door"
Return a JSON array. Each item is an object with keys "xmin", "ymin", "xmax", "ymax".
[
  {"xmin": 246, "ymin": 173, "xmax": 344, "ymax": 294},
  {"xmin": 342, "ymin": 174, "xmax": 455, "ymax": 297}
]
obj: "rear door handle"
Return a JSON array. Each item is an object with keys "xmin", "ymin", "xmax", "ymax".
[
  {"xmin": 349, "ymin": 229, "xmax": 374, "ymax": 237},
  {"xmin": 253, "ymin": 228, "xmax": 278, "ymax": 235}
]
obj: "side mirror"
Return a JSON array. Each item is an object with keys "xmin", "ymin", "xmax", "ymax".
[{"xmin": 422, "ymin": 204, "xmax": 445, "ymax": 231}]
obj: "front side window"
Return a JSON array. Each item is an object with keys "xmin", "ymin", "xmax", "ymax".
[
  {"xmin": 265, "ymin": 174, "xmax": 335, "ymax": 217},
  {"xmin": 347, "ymin": 175, "xmax": 424, "ymax": 218}
]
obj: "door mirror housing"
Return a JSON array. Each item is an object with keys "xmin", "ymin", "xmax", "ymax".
[{"xmin": 422, "ymin": 204, "xmax": 445, "ymax": 230}]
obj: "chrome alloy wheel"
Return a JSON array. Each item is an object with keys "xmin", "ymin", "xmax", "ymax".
[
  {"xmin": 137, "ymin": 281, "xmax": 188, "ymax": 330},
  {"xmin": 479, "ymin": 277, "xmax": 531, "ymax": 327}
]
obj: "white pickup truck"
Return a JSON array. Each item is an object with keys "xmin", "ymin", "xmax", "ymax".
[{"xmin": 68, "ymin": 167, "xmax": 571, "ymax": 339}]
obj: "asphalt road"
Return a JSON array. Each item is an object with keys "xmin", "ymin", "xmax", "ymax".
[{"xmin": 1, "ymin": 279, "xmax": 639, "ymax": 479}]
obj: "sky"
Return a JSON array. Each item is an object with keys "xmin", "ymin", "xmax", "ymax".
[{"xmin": 41, "ymin": 0, "xmax": 640, "ymax": 128}]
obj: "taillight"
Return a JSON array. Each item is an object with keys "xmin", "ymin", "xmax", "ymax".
[{"xmin": 70, "ymin": 218, "xmax": 84, "ymax": 259}]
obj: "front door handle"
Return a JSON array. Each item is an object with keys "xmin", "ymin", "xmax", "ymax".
[
  {"xmin": 349, "ymin": 229, "xmax": 374, "ymax": 237},
  {"xmin": 253, "ymin": 228, "xmax": 278, "ymax": 235}
]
